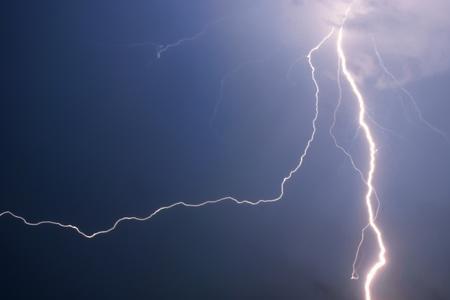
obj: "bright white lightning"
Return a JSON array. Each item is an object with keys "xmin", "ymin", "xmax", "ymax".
[
  {"xmin": 331, "ymin": 54, "xmax": 381, "ymax": 282},
  {"xmin": 0, "ymin": 29, "xmax": 335, "ymax": 240},
  {"xmin": 331, "ymin": 57, "xmax": 368, "ymax": 281},
  {"xmin": 337, "ymin": 8, "xmax": 387, "ymax": 300}
]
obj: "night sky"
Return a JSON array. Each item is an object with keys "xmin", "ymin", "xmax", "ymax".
[{"xmin": 1, "ymin": 1, "xmax": 450, "ymax": 299}]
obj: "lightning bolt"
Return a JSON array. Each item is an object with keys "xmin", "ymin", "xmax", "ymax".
[
  {"xmin": 337, "ymin": 7, "xmax": 386, "ymax": 300},
  {"xmin": 0, "ymin": 30, "xmax": 335, "ymax": 241},
  {"xmin": 372, "ymin": 37, "xmax": 450, "ymax": 144},
  {"xmin": 331, "ymin": 52, "xmax": 382, "ymax": 282},
  {"xmin": 331, "ymin": 56, "xmax": 368, "ymax": 281},
  {"xmin": 0, "ymin": 4, "xmax": 394, "ymax": 298}
]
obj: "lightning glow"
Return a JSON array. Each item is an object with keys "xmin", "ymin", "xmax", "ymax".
[
  {"xmin": 0, "ymin": 29, "xmax": 335, "ymax": 241},
  {"xmin": 337, "ymin": 7, "xmax": 387, "ymax": 300}
]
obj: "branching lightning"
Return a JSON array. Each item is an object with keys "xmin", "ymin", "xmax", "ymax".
[
  {"xmin": 331, "ymin": 56, "xmax": 369, "ymax": 281},
  {"xmin": 372, "ymin": 37, "xmax": 450, "ymax": 144},
  {"xmin": 330, "ymin": 55, "xmax": 366, "ymax": 182},
  {"xmin": 127, "ymin": 17, "xmax": 227, "ymax": 60},
  {"xmin": 0, "ymin": 30, "xmax": 335, "ymax": 241},
  {"xmin": 331, "ymin": 49, "xmax": 382, "ymax": 283},
  {"xmin": 366, "ymin": 113, "xmax": 405, "ymax": 141},
  {"xmin": 1, "ymin": 3, "xmax": 399, "ymax": 298},
  {"xmin": 155, "ymin": 18, "xmax": 224, "ymax": 59},
  {"xmin": 337, "ymin": 7, "xmax": 386, "ymax": 300}
]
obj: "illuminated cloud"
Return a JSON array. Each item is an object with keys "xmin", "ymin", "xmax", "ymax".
[
  {"xmin": 350, "ymin": 0, "xmax": 450, "ymax": 83},
  {"xmin": 283, "ymin": 0, "xmax": 450, "ymax": 83}
]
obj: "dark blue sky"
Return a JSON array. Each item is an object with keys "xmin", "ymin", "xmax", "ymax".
[{"xmin": 1, "ymin": 1, "xmax": 449, "ymax": 299}]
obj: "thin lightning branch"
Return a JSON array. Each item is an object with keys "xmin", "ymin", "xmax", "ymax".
[
  {"xmin": 154, "ymin": 4, "xmax": 264, "ymax": 60},
  {"xmin": 366, "ymin": 113, "xmax": 405, "ymax": 140},
  {"xmin": 155, "ymin": 17, "xmax": 227, "ymax": 59},
  {"xmin": 330, "ymin": 57, "xmax": 366, "ymax": 181},
  {"xmin": 372, "ymin": 37, "xmax": 450, "ymax": 144},
  {"xmin": 338, "ymin": 8, "xmax": 386, "ymax": 300},
  {"xmin": 286, "ymin": 56, "xmax": 306, "ymax": 85},
  {"xmin": 0, "ymin": 29, "xmax": 335, "ymax": 240},
  {"xmin": 111, "ymin": 17, "xmax": 226, "ymax": 59}
]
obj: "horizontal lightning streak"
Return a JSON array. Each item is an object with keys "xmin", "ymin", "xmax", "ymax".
[{"xmin": 0, "ymin": 29, "xmax": 335, "ymax": 240}]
